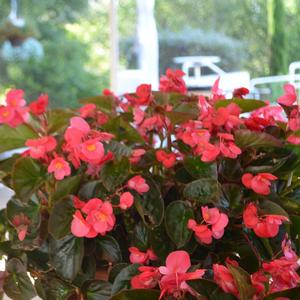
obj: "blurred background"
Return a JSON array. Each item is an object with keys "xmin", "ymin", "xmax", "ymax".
[{"xmin": 0, "ymin": 0, "xmax": 300, "ymax": 107}]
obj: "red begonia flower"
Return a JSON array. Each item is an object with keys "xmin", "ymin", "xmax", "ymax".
[
  {"xmin": 156, "ymin": 150, "xmax": 176, "ymax": 168},
  {"xmin": 127, "ymin": 175, "xmax": 149, "ymax": 194},
  {"xmin": 29, "ymin": 94, "xmax": 48, "ymax": 115},
  {"xmin": 242, "ymin": 172, "xmax": 277, "ymax": 195},
  {"xmin": 213, "ymin": 264, "xmax": 239, "ymax": 297},
  {"xmin": 48, "ymin": 156, "xmax": 71, "ymax": 180},
  {"xmin": 243, "ymin": 203, "xmax": 289, "ymax": 238},
  {"xmin": 26, "ymin": 136, "xmax": 57, "ymax": 159},
  {"xmin": 159, "ymin": 69, "xmax": 187, "ymax": 94},
  {"xmin": 278, "ymin": 83, "xmax": 297, "ymax": 106},
  {"xmin": 119, "ymin": 192, "xmax": 134, "ymax": 210}
]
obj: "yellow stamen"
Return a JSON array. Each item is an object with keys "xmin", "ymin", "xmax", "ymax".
[
  {"xmin": 55, "ymin": 162, "xmax": 63, "ymax": 169},
  {"xmin": 86, "ymin": 144, "xmax": 96, "ymax": 152}
]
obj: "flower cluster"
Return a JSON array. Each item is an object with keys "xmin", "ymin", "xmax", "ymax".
[
  {"xmin": 131, "ymin": 250, "xmax": 205, "ymax": 299},
  {"xmin": 1, "ymin": 69, "xmax": 300, "ymax": 300},
  {"xmin": 214, "ymin": 237, "xmax": 300, "ymax": 299},
  {"xmin": 71, "ymin": 197, "xmax": 116, "ymax": 238},
  {"xmin": 243, "ymin": 202, "xmax": 289, "ymax": 238},
  {"xmin": 0, "ymin": 89, "xmax": 29, "ymax": 127},
  {"xmin": 188, "ymin": 206, "xmax": 228, "ymax": 244}
]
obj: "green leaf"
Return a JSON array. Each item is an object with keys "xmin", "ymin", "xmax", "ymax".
[
  {"xmin": 78, "ymin": 180, "xmax": 109, "ymax": 200},
  {"xmin": 84, "ymin": 280, "xmax": 112, "ymax": 300},
  {"xmin": 222, "ymin": 184, "xmax": 243, "ymax": 213},
  {"xmin": 187, "ymin": 279, "xmax": 236, "ymax": 300},
  {"xmin": 259, "ymin": 200, "xmax": 289, "ymax": 218},
  {"xmin": 132, "ymin": 222, "xmax": 149, "ymax": 251},
  {"xmin": 103, "ymin": 116, "xmax": 143, "ymax": 144},
  {"xmin": 52, "ymin": 175, "xmax": 81, "ymax": 202},
  {"xmin": 3, "ymin": 258, "xmax": 37, "ymax": 300},
  {"xmin": 165, "ymin": 200, "xmax": 194, "ymax": 248},
  {"xmin": 48, "ymin": 196, "xmax": 74, "ymax": 240},
  {"xmin": 110, "ymin": 289, "xmax": 160, "ymax": 300},
  {"xmin": 227, "ymin": 264, "xmax": 256, "ymax": 300},
  {"xmin": 290, "ymin": 215, "xmax": 300, "ymax": 241},
  {"xmin": 27, "ymin": 247, "xmax": 50, "ymax": 272},
  {"xmin": 106, "ymin": 141, "xmax": 132, "ymax": 159},
  {"xmin": 234, "ymin": 129, "xmax": 282, "ymax": 149},
  {"xmin": 111, "ymin": 264, "xmax": 140, "ymax": 295},
  {"xmin": 0, "ymin": 124, "xmax": 38, "ymax": 153},
  {"xmin": 153, "ymin": 91, "xmax": 185, "ymax": 106},
  {"xmin": 263, "ymin": 287, "xmax": 300, "ymax": 299},
  {"xmin": 6, "ymin": 197, "xmax": 41, "ymax": 238},
  {"xmin": 183, "ymin": 178, "xmax": 220, "ymax": 204},
  {"xmin": 183, "ymin": 156, "xmax": 217, "ymax": 179},
  {"xmin": 12, "ymin": 157, "xmax": 47, "ymax": 201},
  {"xmin": 135, "ymin": 177, "xmax": 164, "ymax": 228},
  {"xmin": 79, "ymin": 95, "xmax": 116, "ymax": 114},
  {"xmin": 49, "ymin": 234, "xmax": 84, "ymax": 281},
  {"xmin": 150, "ymin": 224, "xmax": 176, "ymax": 261},
  {"xmin": 96, "ymin": 235, "xmax": 122, "ymax": 263},
  {"xmin": 100, "ymin": 159, "xmax": 130, "ymax": 191},
  {"xmin": 35, "ymin": 275, "xmax": 75, "ymax": 300},
  {"xmin": 109, "ymin": 264, "xmax": 129, "ymax": 284},
  {"xmin": 166, "ymin": 102, "xmax": 198, "ymax": 124},
  {"xmin": 215, "ymin": 98, "xmax": 266, "ymax": 112},
  {"xmin": 47, "ymin": 109, "xmax": 74, "ymax": 134}
]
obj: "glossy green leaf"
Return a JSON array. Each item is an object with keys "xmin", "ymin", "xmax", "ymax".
[
  {"xmin": 227, "ymin": 264, "xmax": 256, "ymax": 300},
  {"xmin": 96, "ymin": 235, "xmax": 122, "ymax": 263},
  {"xmin": 290, "ymin": 215, "xmax": 300, "ymax": 240},
  {"xmin": 215, "ymin": 98, "xmax": 266, "ymax": 112},
  {"xmin": 78, "ymin": 180, "xmax": 108, "ymax": 200},
  {"xmin": 48, "ymin": 196, "xmax": 74, "ymax": 240},
  {"xmin": 3, "ymin": 258, "xmax": 37, "ymax": 300},
  {"xmin": 153, "ymin": 91, "xmax": 185, "ymax": 106},
  {"xmin": 103, "ymin": 116, "xmax": 143, "ymax": 144},
  {"xmin": 0, "ymin": 124, "xmax": 38, "ymax": 153},
  {"xmin": 234, "ymin": 129, "xmax": 282, "ymax": 149},
  {"xmin": 165, "ymin": 200, "xmax": 194, "ymax": 248},
  {"xmin": 222, "ymin": 184, "xmax": 243, "ymax": 213},
  {"xmin": 263, "ymin": 287, "xmax": 300, "ymax": 299},
  {"xmin": 167, "ymin": 101, "xmax": 199, "ymax": 123},
  {"xmin": 105, "ymin": 140, "xmax": 132, "ymax": 159},
  {"xmin": 6, "ymin": 197, "xmax": 41, "ymax": 240},
  {"xmin": 79, "ymin": 95, "xmax": 116, "ymax": 114},
  {"xmin": 12, "ymin": 157, "xmax": 47, "ymax": 201},
  {"xmin": 111, "ymin": 264, "xmax": 140, "ymax": 295},
  {"xmin": 110, "ymin": 289, "xmax": 160, "ymax": 300},
  {"xmin": 150, "ymin": 224, "xmax": 176, "ymax": 261},
  {"xmin": 183, "ymin": 156, "xmax": 217, "ymax": 179},
  {"xmin": 47, "ymin": 109, "xmax": 74, "ymax": 134},
  {"xmin": 109, "ymin": 264, "xmax": 129, "ymax": 284},
  {"xmin": 100, "ymin": 159, "xmax": 130, "ymax": 191},
  {"xmin": 49, "ymin": 234, "xmax": 84, "ymax": 281},
  {"xmin": 35, "ymin": 274, "xmax": 75, "ymax": 300},
  {"xmin": 259, "ymin": 200, "xmax": 289, "ymax": 218},
  {"xmin": 132, "ymin": 222, "xmax": 149, "ymax": 251},
  {"xmin": 187, "ymin": 279, "xmax": 236, "ymax": 300},
  {"xmin": 183, "ymin": 178, "xmax": 220, "ymax": 204},
  {"xmin": 51, "ymin": 175, "xmax": 81, "ymax": 202},
  {"xmin": 135, "ymin": 177, "xmax": 164, "ymax": 228},
  {"xmin": 84, "ymin": 280, "xmax": 112, "ymax": 300}
]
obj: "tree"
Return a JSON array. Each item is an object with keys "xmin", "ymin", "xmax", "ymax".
[
  {"xmin": 0, "ymin": 0, "xmax": 107, "ymax": 107},
  {"xmin": 269, "ymin": 0, "xmax": 287, "ymax": 75}
]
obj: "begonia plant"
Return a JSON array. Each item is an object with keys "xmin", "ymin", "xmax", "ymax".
[{"xmin": 0, "ymin": 70, "xmax": 300, "ymax": 300}]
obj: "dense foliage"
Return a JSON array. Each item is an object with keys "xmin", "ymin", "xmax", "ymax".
[{"xmin": 0, "ymin": 71, "xmax": 300, "ymax": 300}]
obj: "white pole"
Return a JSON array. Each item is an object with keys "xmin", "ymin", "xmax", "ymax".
[
  {"xmin": 136, "ymin": 0, "xmax": 159, "ymax": 89},
  {"xmin": 109, "ymin": 0, "xmax": 119, "ymax": 92}
]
